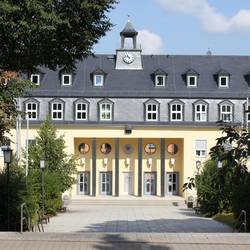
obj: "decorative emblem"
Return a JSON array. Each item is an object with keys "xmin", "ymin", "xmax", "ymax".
[
  {"xmin": 145, "ymin": 143, "xmax": 156, "ymax": 155},
  {"xmin": 167, "ymin": 143, "xmax": 178, "ymax": 155},
  {"xmin": 123, "ymin": 52, "xmax": 134, "ymax": 64},
  {"xmin": 124, "ymin": 144, "xmax": 133, "ymax": 154},
  {"xmin": 78, "ymin": 143, "xmax": 90, "ymax": 154},
  {"xmin": 100, "ymin": 143, "xmax": 112, "ymax": 155}
]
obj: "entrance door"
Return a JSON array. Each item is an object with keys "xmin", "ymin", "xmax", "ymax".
[
  {"xmin": 78, "ymin": 172, "xmax": 89, "ymax": 195},
  {"xmin": 100, "ymin": 172, "xmax": 112, "ymax": 195},
  {"xmin": 166, "ymin": 172, "xmax": 179, "ymax": 195},
  {"xmin": 144, "ymin": 172, "xmax": 156, "ymax": 195},
  {"xmin": 123, "ymin": 172, "xmax": 133, "ymax": 195}
]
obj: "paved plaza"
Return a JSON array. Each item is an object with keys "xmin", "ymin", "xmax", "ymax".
[{"xmin": 43, "ymin": 199, "xmax": 232, "ymax": 233}]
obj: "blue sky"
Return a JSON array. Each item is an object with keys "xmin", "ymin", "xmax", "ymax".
[{"xmin": 94, "ymin": 0, "xmax": 250, "ymax": 55}]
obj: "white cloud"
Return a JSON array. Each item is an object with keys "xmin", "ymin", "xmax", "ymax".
[
  {"xmin": 156, "ymin": 0, "xmax": 250, "ymax": 33},
  {"xmin": 137, "ymin": 29, "xmax": 164, "ymax": 54}
]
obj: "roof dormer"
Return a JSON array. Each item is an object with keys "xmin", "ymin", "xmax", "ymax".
[
  {"xmin": 91, "ymin": 68, "xmax": 107, "ymax": 87},
  {"xmin": 215, "ymin": 69, "xmax": 230, "ymax": 88},
  {"xmin": 152, "ymin": 68, "xmax": 167, "ymax": 87},
  {"xmin": 184, "ymin": 68, "xmax": 199, "ymax": 87}
]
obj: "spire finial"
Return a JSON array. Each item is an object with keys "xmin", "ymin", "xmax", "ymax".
[{"xmin": 127, "ymin": 14, "xmax": 130, "ymax": 22}]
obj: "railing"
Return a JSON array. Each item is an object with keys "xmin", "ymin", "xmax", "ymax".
[
  {"xmin": 20, "ymin": 203, "xmax": 31, "ymax": 233},
  {"xmin": 233, "ymin": 210, "xmax": 247, "ymax": 233}
]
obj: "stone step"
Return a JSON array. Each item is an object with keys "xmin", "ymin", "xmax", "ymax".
[{"xmin": 70, "ymin": 198, "xmax": 186, "ymax": 206}]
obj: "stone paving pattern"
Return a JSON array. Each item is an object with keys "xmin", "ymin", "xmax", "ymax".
[{"xmin": 44, "ymin": 203, "xmax": 232, "ymax": 233}]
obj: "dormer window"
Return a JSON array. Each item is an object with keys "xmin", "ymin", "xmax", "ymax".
[
  {"xmin": 219, "ymin": 75, "xmax": 229, "ymax": 87},
  {"xmin": 187, "ymin": 75, "xmax": 197, "ymax": 87},
  {"xmin": 144, "ymin": 99, "xmax": 159, "ymax": 121},
  {"xmin": 94, "ymin": 75, "xmax": 104, "ymax": 87},
  {"xmin": 169, "ymin": 100, "xmax": 184, "ymax": 122},
  {"xmin": 185, "ymin": 69, "xmax": 199, "ymax": 87},
  {"xmin": 152, "ymin": 69, "xmax": 167, "ymax": 87},
  {"xmin": 98, "ymin": 99, "xmax": 113, "ymax": 121},
  {"xmin": 155, "ymin": 75, "xmax": 166, "ymax": 87},
  {"xmin": 62, "ymin": 74, "xmax": 72, "ymax": 86},
  {"xmin": 30, "ymin": 74, "xmax": 40, "ymax": 85},
  {"xmin": 219, "ymin": 100, "xmax": 233, "ymax": 122},
  {"xmin": 216, "ymin": 69, "xmax": 230, "ymax": 88}
]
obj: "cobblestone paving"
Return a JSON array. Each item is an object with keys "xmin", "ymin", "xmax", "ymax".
[{"xmin": 44, "ymin": 203, "xmax": 232, "ymax": 233}]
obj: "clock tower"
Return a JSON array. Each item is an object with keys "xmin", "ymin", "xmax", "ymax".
[{"xmin": 115, "ymin": 20, "xmax": 143, "ymax": 70}]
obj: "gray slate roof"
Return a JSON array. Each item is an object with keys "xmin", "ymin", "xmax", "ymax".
[{"xmin": 26, "ymin": 54, "xmax": 250, "ymax": 99}]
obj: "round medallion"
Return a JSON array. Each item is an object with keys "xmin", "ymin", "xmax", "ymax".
[
  {"xmin": 124, "ymin": 144, "xmax": 133, "ymax": 154},
  {"xmin": 78, "ymin": 143, "xmax": 90, "ymax": 154},
  {"xmin": 167, "ymin": 143, "xmax": 178, "ymax": 155},
  {"xmin": 144, "ymin": 143, "xmax": 156, "ymax": 155},
  {"xmin": 100, "ymin": 143, "xmax": 112, "ymax": 155}
]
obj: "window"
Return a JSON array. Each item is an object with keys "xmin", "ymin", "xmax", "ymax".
[
  {"xmin": 155, "ymin": 75, "xmax": 166, "ymax": 87},
  {"xmin": 30, "ymin": 74, "xmax": 40, "ymax": 85},
  {"xmin": 195, "ymin": 140, "xmax": 207, "ymax": 157},
  {"xmin": 26, "ymin": 139, "xmax": 36, "ymax": 147},
  {"xmin": 26, "ymin": 102, "xmax": 38, "ymax": 120},
  {"xmin": 195, "ymin": 104, "xmax": 207, "ymax": 122},
  {"xmin": 75, "ymin": 103, "xmax": 88, "ymax": 120},
  {"xmin": 187, "ymin": 75, "xmax": 197, "ymax": 87},
  {"xmin": 146, "ymin": 103, "xmax": 158, "ymax": 121},
  {"xmin": 219, "ymin": 76, "xmax": 229, "ymax": 87},
  {"xmin": 220, "ymin": 104, "xmax": 233, "ymax": 122},
  {"xmin": 94, "ymin": 75, "xmax": 104, "ymax": 87},
  {"xmin": 0, "ymin": 147, "xmax": 3, "ymax": 157},
  {"xmin": 62, "ymin": 74, "xmax": 72, "ymax": 86},
  {"xmin": 100, "ymin": 103, "xmax": 112, "ymax": 121},
  {"xmin": 170, "ymin": 103, "xmax": 183, "ymax": 121},
  {"xmin": 51, "ymin": 102, "xmax": 63, "ymax": 120}
]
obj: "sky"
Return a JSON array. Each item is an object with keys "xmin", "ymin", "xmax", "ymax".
[{"xmin": 93, "ymin": 0, "xmax": 250, "ymax": 55}]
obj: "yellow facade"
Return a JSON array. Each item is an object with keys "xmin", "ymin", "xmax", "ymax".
[{"xmin": 0, "ymin": 125, "xmax": 224, "ymax": 199}]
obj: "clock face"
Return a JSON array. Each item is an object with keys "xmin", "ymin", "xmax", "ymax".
[{"xmin": 123, "ymin": 52, "xmax": 134, "ymax": 64}]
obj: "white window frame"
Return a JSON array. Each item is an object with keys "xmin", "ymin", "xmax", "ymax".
[
  {"xmin": 94, "ymin": 74, "xmax": 104, "ymax": 87},
  {"xmin": 195, "ymin": 104, "xmax": 207, "ymax": 122},
  {"xmin": 220, "ymin": 104, "xmax": 233, "ymax": 122},
  {"xmin": 219, "ymin": 75, "xmax": 229, "ymax": 87},
  {"xmin": 75, "ymin": 103, "xmax": 88, "ymax": 121},
  {"xmin": 30, "ymin": 74, "xmax": 40, "ymax": 85},
  {"xmin": 62, "ymin": 74, "xmax": 72, "ymax": 86},
  {"xmin": 51, "ymin": 102, "xmax": 63, "ymax": 120},
  {"xmin": 187, "ymin": 75, "xmax": 197, "ymax": 87},
  {"xmin": 155, "ymin": 75, "xmax": 166, "ymax": 87},
  {"xmin": 170, "ymin": 103, "xmax": 183, "ymax": 121},
  {"xmin": 146, "ymin": 103, "xmax": 158, "ymax": 121},
  {"xmin": 195, "ymin": 140, "xmax": 207, "ymax": 158},
  {"xmin": 99, "ymin": 103, "xmax": 112, "ymax": 121},
  {"xmin": 25, "ymin": 102, "xmax": 38, "ymax": 120}
]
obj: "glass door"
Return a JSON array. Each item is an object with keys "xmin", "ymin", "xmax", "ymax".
[
  {"xmin": 100, "ymin": 172, "xmax": 112, "ymax": 195},
  {"xmin": 123, "ymin": 172, "xmax": 133, "ymax": 195},
  {"xmin": 166, "ymin": 172, "xmax": 179, "ymax": 195},
  {"xmin": 144, "ymin": 172, "xmax": 156, "ymax": 195},
  {"xmin": 78, "ymin": 172, "xmax": 89, "ymax": 195}
]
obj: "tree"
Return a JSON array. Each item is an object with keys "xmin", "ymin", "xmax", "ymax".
[
  {"xmin": 0, "ymin": 0, "xmax": 117, "ymax": 73},
  {"xmin": 0, "ymin": 73, "xmax": 33, "ymax": 143},
  {"xmin": 27, "ymin": 118, "xmax": 77, "ymax": 214}
]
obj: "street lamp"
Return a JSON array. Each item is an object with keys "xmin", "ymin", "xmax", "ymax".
[
  {"xmin": 3, "ymin": 146, "xmax": 13, "ymax": 231},
  {"xmin": 40, "ymin": 159, "xmax": 45, "ymax": 216}
]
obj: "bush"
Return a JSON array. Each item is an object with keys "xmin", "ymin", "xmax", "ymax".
[{"xmin": 195, "ymin": 160, "xmax": 233, "ymax": 216}]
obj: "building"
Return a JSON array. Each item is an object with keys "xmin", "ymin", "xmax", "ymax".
[{"xmin": 1, "ymin": 21, "xmax": 250, "ymax": 198}]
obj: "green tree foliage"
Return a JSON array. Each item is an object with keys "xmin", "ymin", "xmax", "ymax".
[
  {"xmin": 27, "ymin": 118, "xmax": 77, "ymax": 214},
  {"xmin": 0, "ymin": 0, "xmax": 117, "ymax": 73},
  {"xmin": 0, "ymin": 75, "xmax": 33, "ymax": 143},
  {"xmin": 0, "ymin": 118, "xmax": 77, "ymax": 230}
]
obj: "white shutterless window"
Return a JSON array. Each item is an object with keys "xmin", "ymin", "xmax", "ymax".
[
  {"xmin": 100, "ymin": 103, "xmax": 112, "ymax": 121},
  {"xmin": 171, "ymin": 103, "xmax": 183, "ymax": 121},
  {"xmin": 195, "ymin": 140, "xmax": 207, "ymax": 157},
  {"xmin": 146, "ymin": 104, "xmax": 158, "ymax": 121},
  {"xmin": 26, "ymin": 102, "xmax": 38, "ymax": 120},
  {"xmin": 75, "ymin": 103, "xmax": 88, "ymax": 120},
  {"xmin": 30, "ymin": 74, "xmax": 40, "ymax": 85},
  {"xmin": 195, "ymin": 104, "xmax": 207, "ymax": 122},
  {"xmin": 220, "ymin": 105, "xmax": 232, "ymax": 122},
  {"xmin": 51, "ymin": 102, "xmax": 63, "ymax": 120}
]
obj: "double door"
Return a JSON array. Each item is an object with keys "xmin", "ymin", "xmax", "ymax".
[
  {"xmin": 100, "ymin": 172, "xmax": 112, "ymax": 195},
  {"xmin": 78, "ymin": 172, "xmax": 90, "ymax": 195},
  {"xmin": 166, "ymin": 172, "xmax": 179, "ymax": 195},
  {"xmin": 144, "ymin": 172, "xmax": 156, "ymax": 195},
  {"xmin": 123, "ymin": 172, "xmax": 134, "ymax": 195}
]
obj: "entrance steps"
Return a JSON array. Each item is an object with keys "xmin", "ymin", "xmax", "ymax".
[{"xmin": 70, "ymin": 196, "xmax": 186, "ymax": 206}]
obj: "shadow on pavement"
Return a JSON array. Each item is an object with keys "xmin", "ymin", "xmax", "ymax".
[{"xmin": 93, "ymin": 234, "xmax": 170, "ymax": 250}]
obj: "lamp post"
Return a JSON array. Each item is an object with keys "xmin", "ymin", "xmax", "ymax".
[
  {"xmin": 3, "ymin": 146, "xmax": 13, "ymax": 231},
  {"xmin": 40, "ymin": 159, "xmax": 45, "ymax": 216}
]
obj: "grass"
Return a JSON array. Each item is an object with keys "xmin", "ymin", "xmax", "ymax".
[{"xmin": 213, "ymin": 213, "xmax": 236, "ymax": 228}]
